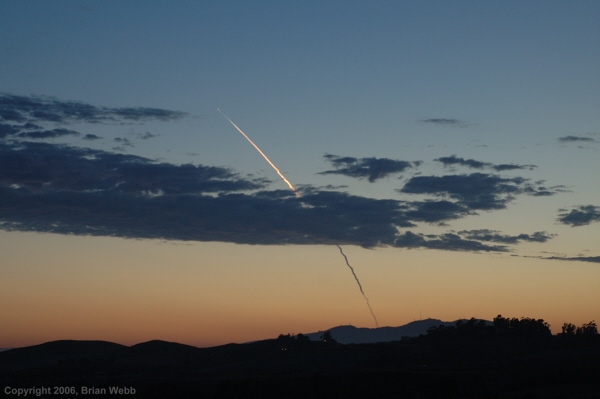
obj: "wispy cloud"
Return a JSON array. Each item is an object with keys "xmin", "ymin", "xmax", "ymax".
[
  {"xmin": 435, "ymin": 155, "xmax": 536, "ymax": 172},
  {"xmin": 113, "ymin": 137, "xmax": 134, "ymax": 149},
  {"xmin": 458, "ymin": 229, "xmax": 555, "ymax": 244},
  {"xmin": 394, "ymin": 231, "xmax": 507, "ymax": 252},
  {"xmin": 319, "ymin": 154, "xmax": 420, "ymax": 182},
  {"xmin": 18, "ymin": 128, "xmax": 80, "ymax": 139},
  {"xmin": 542, "ymin": 256, "xmax": 600, "ymax": 264},
  {"xmin": 0, "ymin": 93, "xmax": 187, "ymax": 140},
  {"xmin": 558, "ymin": 135, "xmax": 597, "ymax": 143},
  {"xmin": 83, "ymin": 134, "xmax": 102, "ymax": 140},
  {"xmin": 420, "ymin": 118, "xmax": 471, "ymax": 128}
]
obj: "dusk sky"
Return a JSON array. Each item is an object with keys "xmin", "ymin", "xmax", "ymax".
[{"xmin": 1, "ymin": 1, "xmax": 599, "ymax": 348}]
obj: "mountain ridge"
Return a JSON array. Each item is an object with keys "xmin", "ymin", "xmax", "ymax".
[{"xmin": 305, "ymin": 318, "xmax": 476, "ymax": 344}]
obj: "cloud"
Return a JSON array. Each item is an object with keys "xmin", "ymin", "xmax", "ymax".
[
  {"xmin": 0, "ymin": 93, "xmax": 187, "ymax": 134},
  {"xmin": 399, "ymin": 173, "xmax": 558, "ymax": 210},
  {"xmin": 394, "ymin": 231, "xmax": 507, "ymax": 252},
  {"xmin": 18, "ymin": 128, "xmax": 80, "ymax": 139},
  {"xmin": 0, "ymin": 141, "xmax": 415, "ymax": 247},
  {"xmin": 139, "ymin": 132, "xmax": 157, "ymax": 140},
  {"xmin": 435, "ymin": 155, "xmax": 536, "ymax": 171},
  {"xmin": 0, "ymin": 141, "xmax": 264, "ymax": 195},
  {"xmin": 558, "ymin": 136, "xmax": 597, "ymax": 143},
  {"xmin": 0, "ymin": 94, "xmax": 571, "ymax": 255},
  {"xmin": 420, "ymin": 118, "xmax": 471, "ymax": 128},
  {"xmin": 542, "ymin": 256, "xmax": 600, "ymax": 264},
  {"xmin": 0, "ymin": 124, "xmax": 20, "ymax": 138},
  {"xmin": 421, "ymin": 118, "xmax": 461, "ymax": 125},
  {"xmin": 404, "ymin": 200, "xmax": 472, "ymax": 223},
  {"xmin": 114, "ymin": 137, "xmax": 134, "ymax": 148},
  {"xmin": 436, "ymin": 155, "xmax": 487, "ymax": 169},
  {"xmin": 1, "ymin": 141, "xmax": 540, "ymax": 251},
  {"xmin": 319, "ymin": 154, "xmax": 419, "ymax": 182},
  {"xmin": 558, "ymin": 205, "xmax": 600, "ymax": 227},
  {"xmin": 83, "ymin": 134, "xmax": 102, "ymax": 140},
  {"xmin": 458, "ymin": 229, "xmax": 555, "ymax": 244}
]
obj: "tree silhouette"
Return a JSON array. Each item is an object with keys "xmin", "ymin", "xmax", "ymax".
[
  {"xmin": 576, "ymin": 321, "xmax": 597, "ymax": 336},
  {"xmin": 320, "ymin": 331, "xmax": 337, "ymax": 345},
  {"xmin": 562, "ymin": 323, "xmax": 576, "ymax": 337}
]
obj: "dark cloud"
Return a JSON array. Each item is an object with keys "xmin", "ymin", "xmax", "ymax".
[
  {"xmin": 18, "ymin": 128, "xmax": 80, "ymax": 139},
  {"xmin": 435, "ymin": 155, "xmax": 536, "ymax": 171},
  {"xmin": 421, "ymin": 118, "xmax": 462, "ymax": 125},
  {"xmin": 0, "ymin": 141, "xmax": 413, "ymax": 247},
  {"xmin": 436, "ymin": 155, "xmax": 487, "ymax": 169},
  {"xmin": 558, "ymin": 136, "xmax": 596, "ymax": 143},
  {"xmin": 0, "ymin": 123, "xmax": 20, "ymax": 138},
  {"xmin": 405, "ymin": 200, "xmax": 471, "ymax": 223},
  {"xmin": 319, "ymin": 154, "xmax": 419, "ymax": 182},
  {"xmin": 420, "ymin": 118, "xmax": 472, "ymax": 128},
  {"xmin": 394, "ymin": 231, "xmax": 507, "ymax": 252},
  {"xmin": 493, "ymin": 163, "xmax": 535, "ymax": 171},
  {"xmin": 542, "ymin": 256, "xmax": 600, "ymax": 264},
  {"xmin": 0, "ymin": 188, "xmax": 407, "ymax": 247},
  {"xmin": 0, "ymin": 141, "xmax": 527, "ymax": 251},
  {"xmin": 0, "ymin": 93, "xmax": 187, "ymax": 131},
  {"xmin": 399, "ymin": 173, "xmax": 557, "ymax": 210},
  {"xmin": 22, "ymin": 123, "xmax": 44, "ymax": 130},
  {"xmin": 83, "ymin": 134, "xmax": 102, "ymax": 140},
  {"xmin": 558, "ymin": 205, "xmax": 600, "ymax": 227},
  {"xmin": 458, "ymin": 229, "xmax": 555, "ymax": 244},
  {"xmin": 139, "ymin": 132, "xmax": 157, "ymax": 140},
  {"xmin": 0, "ymin": 93, "xmax": 572, "ymax": 256},
  {"xmin": 114, "ymin": 137, "xmax": 133, "ymax": 148},
  {"xmin": 0, "ymin": 141, "xmax": 263, "ymax": 195}
]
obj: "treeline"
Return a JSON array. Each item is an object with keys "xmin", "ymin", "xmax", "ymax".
[
  {"xmin": 276, "ymin": 331, "xmax": 337, "ymax": 347},
  {"xmin": 423, "ymin": 315, "xmax": 597, "ymax": 342}
]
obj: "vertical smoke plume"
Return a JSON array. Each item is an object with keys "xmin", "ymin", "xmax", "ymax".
[
  {"xmin": 336, "ymin": 245, "xmax": 379, "ymax": 328},
  {"xmin": 218, "ymin": 109, "xmax": 300, "ymax": 198}
]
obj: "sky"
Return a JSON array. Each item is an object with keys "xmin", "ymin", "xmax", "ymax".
[{"xmin": 1, "ymin": 1, "xmax": 599, "ymax": 348}]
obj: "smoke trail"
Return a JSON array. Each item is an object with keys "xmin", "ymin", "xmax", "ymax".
[
  {"xmin": 218, "ymin": 110, "xmax": 377, "ymax": 326},
  {"xmin": 218, "ymin": 108, "xmax": 300, "ymax": 198},
  {"xmin": 336, "ymin": 245, "xmax": 379, "ymax": 327}
]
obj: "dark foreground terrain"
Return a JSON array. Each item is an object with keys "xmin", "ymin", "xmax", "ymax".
[{"xmin": 2, "ymin": 333, "xmax": 600, "ymax": 399}]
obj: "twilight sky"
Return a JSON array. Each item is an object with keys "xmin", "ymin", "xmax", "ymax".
[{"xmin": 1, "ymin": 1, "xmax": 599, "ymax": 348}]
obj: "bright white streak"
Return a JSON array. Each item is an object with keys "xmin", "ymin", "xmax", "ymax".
[{"xmin": 218, "ymin": 108, "xmax": 300, "ymax": 198}]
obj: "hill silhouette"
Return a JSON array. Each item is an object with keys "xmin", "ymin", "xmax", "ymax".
[
  {"xmin": 305, "ymin": 318, "xmax": 465, "ymax": 344},
  {"xmin": 2, "ymin": 317, "xmax": 599, "ymax": 398}
]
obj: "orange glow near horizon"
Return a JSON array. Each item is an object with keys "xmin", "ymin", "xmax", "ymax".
[{"xmin": 2, "ymin": 232, "xmax": 599, "ymax": 349}]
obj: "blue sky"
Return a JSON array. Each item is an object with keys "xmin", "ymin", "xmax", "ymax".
[{"xmin": 1, "ymin": 1, "xmax": 599, "ymax": 346}]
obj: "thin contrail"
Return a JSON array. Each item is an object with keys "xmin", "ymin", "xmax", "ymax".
[
  {"xmin": 218, "ymin": 108, "xmax": 300, "ymax": 198},
  {"xmin": 336, "ymin": 245, "xmax": 379, "ymax": 328}
]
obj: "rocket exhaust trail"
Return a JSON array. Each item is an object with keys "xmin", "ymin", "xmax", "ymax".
[
  {"xmin": 218, "ymin": 110, "xmax": 377, "ymax": 326},
  {"xmin": 218, "ymin": 108, "xmax": 300, "ymax": 198},
  {"xmin": 336, "ymin": 245, "xmax": 379, "ymax": 328}
]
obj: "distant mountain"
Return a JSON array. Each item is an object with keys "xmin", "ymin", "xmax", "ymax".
[{"xmin": 306, "ymin": 318, "xmax": 480, "ymax": 344}]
